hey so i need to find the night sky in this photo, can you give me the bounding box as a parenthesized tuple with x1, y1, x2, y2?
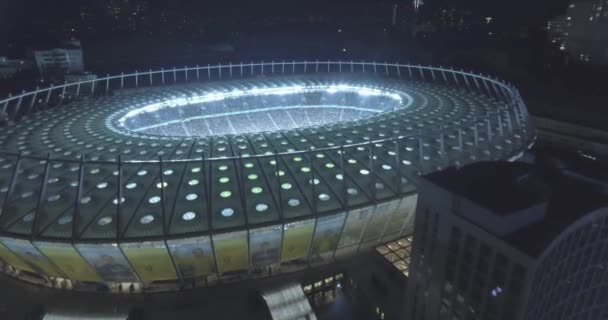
(0, 0, 572, 38)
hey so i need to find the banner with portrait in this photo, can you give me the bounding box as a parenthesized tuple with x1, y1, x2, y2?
(75, 243, 137, 282)
(212, 231, 248, 274)
(121, 241, 178, 282)
(167, 236, 215, 278)
(309, 212, 346, 263)
(337, 205, 375, 249)
(361, 199, 401, 244)
(35, 241, 100, 282)
(281, 219, 314, 262)
(0, 238, 35, 273)
(382, 194, 418, 241)
(249, 226, 281, 267)
(1, 237, 62, 277)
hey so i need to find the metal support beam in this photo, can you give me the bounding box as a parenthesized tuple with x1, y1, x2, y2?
(396, 63, 401, 78)
(197, 65, 200, 81)
(497, 114, 503, 136)
(185, 66, 189, 82)
(438, 126, 445, 155)
(120, 73, 124, 89)
(457, 128, 463, 151)
(418, 65, 425, 81)
(418, 132, 424, 162)
(149, 69, 153, 85)
(506, 110, 513, 132)
(106, 76, 110, 93)
(173, 67, 177, 83)
(15, 92, 24, 114)
(482, 77, 492, 97)
(59, 84, 66, 105)
(75, 83, 81, 97)
(116, 155, 123, 239)
(472, 73, 481, 93)
(462, 71, 472, 91)
(45, 86, 53, 105)
(452, 69, 460, 86)
(29, 88, 38, 112)
(473, 120, 479, 146)
(72, 155, 86, 240)
(394, 139, 402, 193)
(1, 94, 11, 116)
(486, 118, 493, 142)
(32, 153, 52, 237)
(339, 145, 347, 209)
(135, 71, 138, 88)
(161, 68, 165, 84)
(1, 152, 22, 219)
(368, 141, 376, 201)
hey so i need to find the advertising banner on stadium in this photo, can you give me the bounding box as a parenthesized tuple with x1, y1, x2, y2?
(121, 241, 177, 282)
(212, 231, 248, 273)
(337, 205, 375, 249)
(249, 225, 281, 268)
(167, 236, 215, 278)
(75, 243, 137, 282)
(382, 194, 418, 241)
(309, 212, 346, 263)
(361, 199, 401, 244)
(1, 237, 62, 277)
(0, 238, 35, 273)
(281, 219, 314, 262)
(35, 241, 101, 282)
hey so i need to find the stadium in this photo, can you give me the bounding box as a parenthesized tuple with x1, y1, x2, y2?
(0, 61, 534, 292)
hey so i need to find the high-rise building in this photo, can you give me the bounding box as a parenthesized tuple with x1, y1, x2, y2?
(404, 160, 608, 320)
(547, 0, 608, 63)
(435, 8, 473, 32)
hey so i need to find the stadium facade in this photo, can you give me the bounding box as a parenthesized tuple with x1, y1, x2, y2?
(0, 61, 534, 292)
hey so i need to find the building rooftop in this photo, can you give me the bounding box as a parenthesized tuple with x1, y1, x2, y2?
(425, 149, 608, 257)
(505, 149, 608, 257)
(425, 161, 550, 216)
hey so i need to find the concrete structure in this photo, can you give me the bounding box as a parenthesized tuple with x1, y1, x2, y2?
(34, 41, 84, 77)
(405, 160, 608, 320)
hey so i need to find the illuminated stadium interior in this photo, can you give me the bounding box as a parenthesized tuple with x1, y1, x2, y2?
(0, 62, 534, 292)
(111, 83, 410, 138)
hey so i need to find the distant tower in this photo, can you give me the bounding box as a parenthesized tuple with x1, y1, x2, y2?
(392, 4, 398, 26)
(413, 0, 423, 14)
